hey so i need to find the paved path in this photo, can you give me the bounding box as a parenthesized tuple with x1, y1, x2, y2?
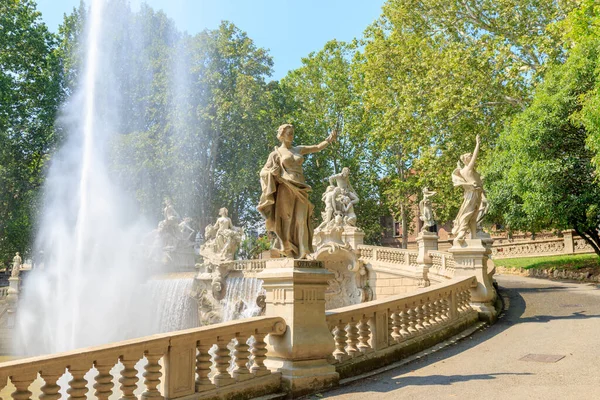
(315, 274, 600, 400)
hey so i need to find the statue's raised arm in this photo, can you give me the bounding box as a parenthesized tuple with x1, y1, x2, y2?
(451, 134, 486, 242)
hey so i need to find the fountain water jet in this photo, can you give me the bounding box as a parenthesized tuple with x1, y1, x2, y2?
(14, 0, 158, 356)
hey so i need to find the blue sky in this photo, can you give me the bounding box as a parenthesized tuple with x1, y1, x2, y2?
(36, 0, 385, 80)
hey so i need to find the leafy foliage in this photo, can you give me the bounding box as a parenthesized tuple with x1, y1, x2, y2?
(485, 3, 600, 254)
(0, 0, 63, 261)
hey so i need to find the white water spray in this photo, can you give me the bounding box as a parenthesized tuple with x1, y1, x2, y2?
(15, 0, 156, 355)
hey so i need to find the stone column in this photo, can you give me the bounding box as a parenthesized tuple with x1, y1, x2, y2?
(5, 277, 19, 328)
(415, 232, 438, 287)
(563, 230, 575, 255)
(257, 258, 339, 397)
(448, 239, 497, 322)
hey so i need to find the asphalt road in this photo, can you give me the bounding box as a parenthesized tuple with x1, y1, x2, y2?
(313, 274, 600, 400)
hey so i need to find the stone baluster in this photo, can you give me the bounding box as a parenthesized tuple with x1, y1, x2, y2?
(233, 334, 252, 382)
(67, 363, 89, 400)
(332, 322, 349, 362)
(119, 355, 140, 400)
(406, 308, 418, 336)
(414, 303, 425, 332)
(458, 290, 469, 314)
(450, 290, 458, 320)
(345, 320, 360, 358)
(141, 350, 164, 400)
(40, 368, 63, 400)
(10, 372, 36, 400)
(420, 302, 431, 331)
(391, 311, 401, 343)
(433, 298, 443, 325)
(440, 296, 450, 324)
(195, 342, 214, 391)
(213, 337, 235, 387)
(250, 333, 269, 377)
(94, 357, 115, 400)
(357, 317, 372, 354)
(399, 310, 411, 338)
(427, 300, 438, 327)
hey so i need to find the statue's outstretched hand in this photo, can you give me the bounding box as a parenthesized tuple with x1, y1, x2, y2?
(327, 130, 338, 143)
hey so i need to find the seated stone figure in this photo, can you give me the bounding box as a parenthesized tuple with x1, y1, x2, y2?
(200, 208, 243, 261)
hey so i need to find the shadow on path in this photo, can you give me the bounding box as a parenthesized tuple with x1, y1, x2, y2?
(315, 276, 600, 398)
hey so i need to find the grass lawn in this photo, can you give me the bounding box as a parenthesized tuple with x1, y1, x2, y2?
(494, 253, 600, 271)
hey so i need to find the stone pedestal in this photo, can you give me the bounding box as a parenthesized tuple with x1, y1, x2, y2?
(342, 228, 364, 249)
(6, 277, 19, 328)
(257, 258, 339, 397)
(449, 239, 497, 322)
(416, 232, 438, 287)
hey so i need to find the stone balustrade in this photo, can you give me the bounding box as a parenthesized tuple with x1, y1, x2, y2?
(357, 245, 418, 266)
(491, 231, 594, 259)
(227, 260, 266, 274)
(357, 245, 428, 296)
(428, 251, 456, 281)
(0, 316, 286, 400)
(325, 276, 478, 378)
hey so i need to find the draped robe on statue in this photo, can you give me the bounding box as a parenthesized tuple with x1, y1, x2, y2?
(451, 167, 483, 239)
(257, 147, 315, 258)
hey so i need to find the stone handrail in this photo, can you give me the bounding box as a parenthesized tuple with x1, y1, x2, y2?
(357, 245, 418, 267)
(325, 276, 477, 373)
(0, 316, 286, 400)
(428, 251, 456, 279)
(228, 259, 267, 272)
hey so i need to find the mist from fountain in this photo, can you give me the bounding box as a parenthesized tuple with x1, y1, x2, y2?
(15, 0, 160, 355)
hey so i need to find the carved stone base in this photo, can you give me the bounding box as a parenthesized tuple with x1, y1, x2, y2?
(449, 238, 497, 321)
(258, 259, 338, 397)
(264, 358, 339, 397)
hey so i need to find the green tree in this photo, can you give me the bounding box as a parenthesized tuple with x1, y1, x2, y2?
(280, 40, 387, 243)
(360, 0, 576, 245)
(485, 3, 600, 254)
(0, 0, 63, 261)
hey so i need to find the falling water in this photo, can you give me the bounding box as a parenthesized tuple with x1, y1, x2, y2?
(146, 274, 199, 333)
(221, 277, 264, 322)
(14, 0, 155, 355)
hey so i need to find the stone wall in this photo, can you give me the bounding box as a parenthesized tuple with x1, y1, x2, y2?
(491, 231, 594, 259)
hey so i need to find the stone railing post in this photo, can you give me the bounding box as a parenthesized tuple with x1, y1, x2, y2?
(342, 229, 365, 250)
(448, 239, 497, 322)
(164, 337, 196, 398)
(5, 277, 19, 328)
(563, 230, 574, 254)
(257, 258, 339, 397)
(416, 232, 438, 287)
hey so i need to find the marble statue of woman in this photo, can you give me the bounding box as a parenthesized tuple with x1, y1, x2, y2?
(419, 187, 437, 233)
(11, 252, 22, 278)
(258, 124, 337, 258)
(451, 134, 487, 241)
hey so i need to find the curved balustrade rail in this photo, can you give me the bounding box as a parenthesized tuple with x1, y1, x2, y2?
(227, 260, 267, 273)
(428, 251, 456, 280)
(357, 245, 418, 266)
(0, 316, 286, 400)
(325, 276, 477, 377)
